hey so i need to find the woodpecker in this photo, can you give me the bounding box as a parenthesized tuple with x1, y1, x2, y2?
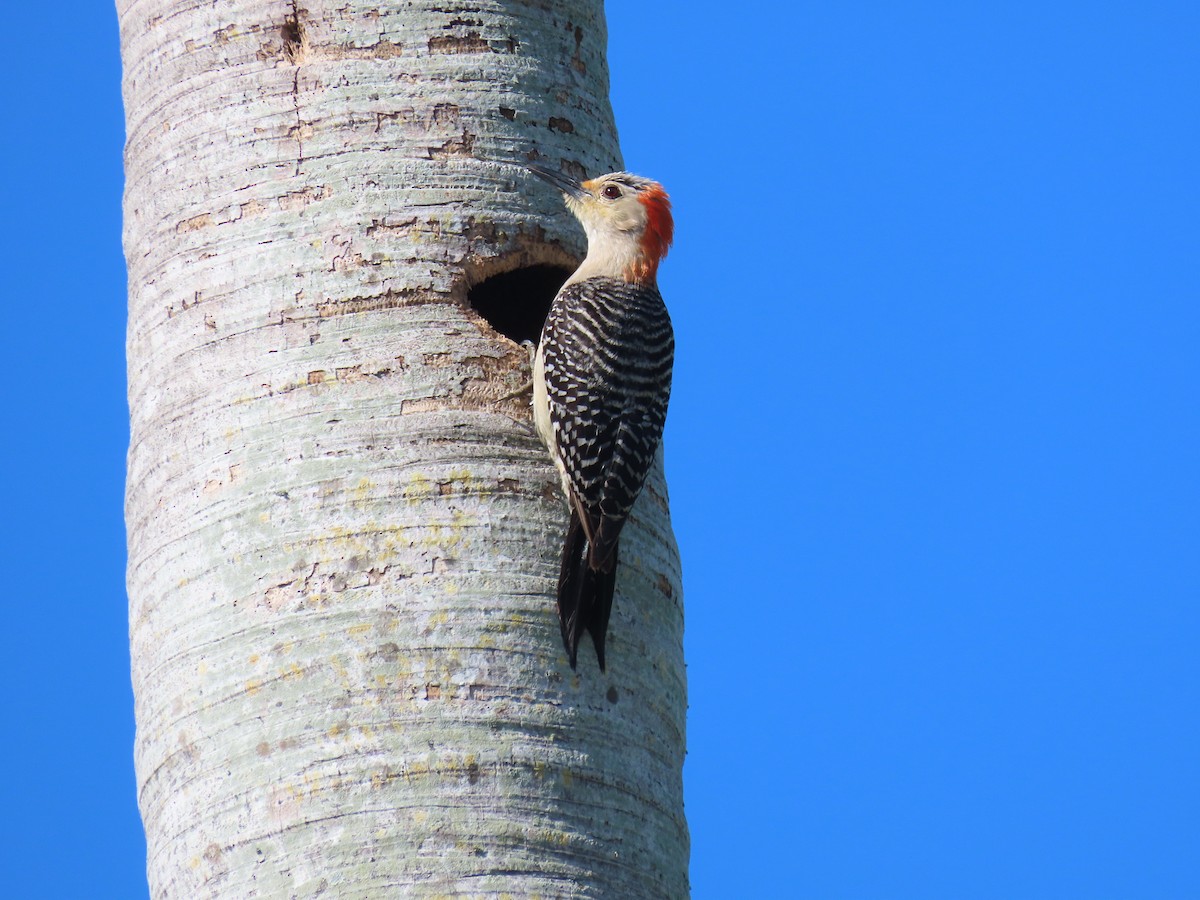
(527, 162, 675, 671)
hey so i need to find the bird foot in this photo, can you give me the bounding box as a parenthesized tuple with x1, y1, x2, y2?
(496, 380, 533, 402)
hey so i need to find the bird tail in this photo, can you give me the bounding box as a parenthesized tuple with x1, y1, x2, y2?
(557, 508, 617, 671)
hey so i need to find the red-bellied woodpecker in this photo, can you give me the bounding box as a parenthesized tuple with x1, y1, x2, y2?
(527, 163, 675, 671)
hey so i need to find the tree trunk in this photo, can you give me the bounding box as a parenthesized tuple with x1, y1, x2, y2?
(121, 1, 686, 896)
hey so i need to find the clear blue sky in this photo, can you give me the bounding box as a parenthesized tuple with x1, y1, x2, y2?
(5, 2, 1196, 897)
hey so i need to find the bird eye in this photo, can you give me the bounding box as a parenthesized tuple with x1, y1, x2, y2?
(601, 184, 622, 200)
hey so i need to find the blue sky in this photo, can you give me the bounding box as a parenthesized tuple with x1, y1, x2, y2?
(6, 2, 1197, 897)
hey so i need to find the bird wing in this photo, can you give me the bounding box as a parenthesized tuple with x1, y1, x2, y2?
(540, 276, 673, 568)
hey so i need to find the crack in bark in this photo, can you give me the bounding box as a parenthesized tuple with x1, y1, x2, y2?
(283, 2, 306, 175)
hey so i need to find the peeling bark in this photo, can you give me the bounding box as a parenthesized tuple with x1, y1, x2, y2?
(120, 1, 687, 897)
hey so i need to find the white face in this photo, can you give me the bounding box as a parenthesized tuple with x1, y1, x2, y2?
(565, 174, 651, 241)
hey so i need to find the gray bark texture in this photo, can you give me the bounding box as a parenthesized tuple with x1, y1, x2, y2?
(120, 1, 687, 897)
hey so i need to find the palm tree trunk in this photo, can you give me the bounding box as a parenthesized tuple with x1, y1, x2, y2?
(121, 1, 687, 896)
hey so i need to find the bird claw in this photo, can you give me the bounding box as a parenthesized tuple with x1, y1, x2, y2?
(496, 380, 533, 402)
(494, 340, 537, 402)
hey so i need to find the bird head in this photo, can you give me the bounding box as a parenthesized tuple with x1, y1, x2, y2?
(529, 164, 674, 283)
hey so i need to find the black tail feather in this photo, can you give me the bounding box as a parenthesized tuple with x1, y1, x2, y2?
(587, 548, 616, 672)
(557, 510, 588, 668)
(557, 509, 617, 672)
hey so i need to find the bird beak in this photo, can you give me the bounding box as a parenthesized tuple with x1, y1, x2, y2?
(527, 162, 589, 201)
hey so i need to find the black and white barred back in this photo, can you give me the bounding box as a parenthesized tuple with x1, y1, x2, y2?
(540, 275, 674, 669)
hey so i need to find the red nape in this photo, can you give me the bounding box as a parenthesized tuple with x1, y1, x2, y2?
(635, 185, 674, 280)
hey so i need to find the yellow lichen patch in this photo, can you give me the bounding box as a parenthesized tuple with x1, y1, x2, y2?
(376, 538, 403, 564)
(353, 477, 373, 502)
(404, 472, 435, 504)
(302, 771, 324, 798)
(539, 828, 571, 847)
(281, 663, 304, 681)
(248, 653, 259, 665)
(348, 622, 371, 637)
(245, 679, 261, 695)
(420, 510, 477, 550)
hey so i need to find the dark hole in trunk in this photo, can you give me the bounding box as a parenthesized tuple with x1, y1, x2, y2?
(468, 264, 571, 345)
